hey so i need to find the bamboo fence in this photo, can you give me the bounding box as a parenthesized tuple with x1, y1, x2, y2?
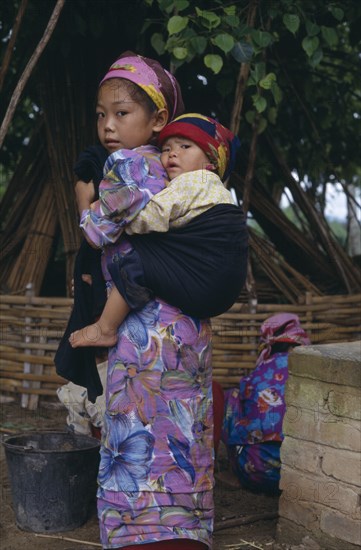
(0, 292, 360, 407)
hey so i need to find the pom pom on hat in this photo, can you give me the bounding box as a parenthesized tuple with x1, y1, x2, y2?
(158, 113, 240, 181)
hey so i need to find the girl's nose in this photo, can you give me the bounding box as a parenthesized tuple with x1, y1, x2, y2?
(104, 116, 115, 131)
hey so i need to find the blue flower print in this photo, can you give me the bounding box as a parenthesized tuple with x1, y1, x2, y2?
(99, 413, 155, 492)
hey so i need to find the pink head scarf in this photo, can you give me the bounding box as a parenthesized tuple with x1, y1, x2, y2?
(99, 51, 184, 121)
(256, 313, 310, 366)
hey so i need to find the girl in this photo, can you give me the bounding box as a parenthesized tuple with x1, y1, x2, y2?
(57, 52, 215, 549)
(69, 113, 246, 349)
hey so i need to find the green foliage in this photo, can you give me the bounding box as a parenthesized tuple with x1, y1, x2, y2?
(1, 0, 360, 222)
(144, 0, 360, 187)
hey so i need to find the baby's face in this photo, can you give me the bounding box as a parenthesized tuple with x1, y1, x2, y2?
(160, 137, 212, 180)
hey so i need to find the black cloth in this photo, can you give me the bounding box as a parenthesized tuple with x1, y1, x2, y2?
(109, 204, 248, 318)
(55, 145, 108, 403)
(56, 146, 248, 402)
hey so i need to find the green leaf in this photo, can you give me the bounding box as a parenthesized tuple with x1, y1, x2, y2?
(252, 30, 273, 48)
(257, 117, 268, 134)
(245, 110, 256, 124)
(223, 5, 236, 16)
(231, 40, 253, 63)
(309, 48, 323, 67)
(151, 33, 166, 55)
(271, 82, 283, 105)
(195, 8, 221, 29)
(253, 62, 266, 83)
(223, 14, 240, 28)
(329, 6, 344, 21)
(189, 36, 207, 54)
(159, 0, 176, 14)
(252, 94, 267, 113)
(167, 15, 189, 35)
(305, 20, 320, 37)
(302, 35, 319, 57)
(144, 0, 153, 5)
(173, 46, 188, 59)
(259, 72, 276, 90)
(212, 33, 235, 53)
(321, 26, 339, 47)
(283, 14, 300, 34)
(174, 0, 190, 11)
(204, 54, 223, 74)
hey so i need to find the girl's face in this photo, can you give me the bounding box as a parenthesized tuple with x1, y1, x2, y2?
(96, 80, 166, 153)
(160, 137, 212, 180)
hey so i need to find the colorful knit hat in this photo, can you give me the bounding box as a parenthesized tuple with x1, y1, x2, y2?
(99, 51, 184, 121)
(256, 313, 310, 366)
(157, 113, 240, 181)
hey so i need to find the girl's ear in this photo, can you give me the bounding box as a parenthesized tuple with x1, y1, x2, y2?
(152, 108, 169, 132)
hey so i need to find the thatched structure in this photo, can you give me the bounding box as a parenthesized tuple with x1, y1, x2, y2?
(1, 0, 360, 302)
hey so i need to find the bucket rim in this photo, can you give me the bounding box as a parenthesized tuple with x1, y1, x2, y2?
(2, 430, 101, 453)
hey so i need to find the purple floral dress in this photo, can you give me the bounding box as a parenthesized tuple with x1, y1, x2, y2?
(222, 352, 288, 494)
(81, 146, 214, 548)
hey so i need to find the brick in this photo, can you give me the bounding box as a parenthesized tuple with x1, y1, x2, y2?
(278, 495, 320, 530)
(280, 437, 321, 475)
(320, 509, 361, 546)
(285, 376, 361, 421)
(288, 342, 361, 388)
(280, 465, 361, 517)
(321, 446, 361, 486)
(277, 516, 360, 550)
(282, 407, 361, 452)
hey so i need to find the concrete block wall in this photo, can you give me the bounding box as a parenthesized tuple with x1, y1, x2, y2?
(276, 341, 361, 550)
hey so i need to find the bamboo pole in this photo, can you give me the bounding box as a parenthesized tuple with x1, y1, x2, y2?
(21, 284, 34, 408)
(0, 295, 73, 306)
(1, 371, 66, 384)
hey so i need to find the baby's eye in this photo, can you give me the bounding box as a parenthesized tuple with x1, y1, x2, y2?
(180, 144, 191, 149)
(161, 147, 171, 153)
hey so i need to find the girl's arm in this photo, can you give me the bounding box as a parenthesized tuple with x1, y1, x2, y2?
(80, 148, 166, 247)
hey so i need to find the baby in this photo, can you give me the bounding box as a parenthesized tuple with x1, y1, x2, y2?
(70, 114, 247, 348)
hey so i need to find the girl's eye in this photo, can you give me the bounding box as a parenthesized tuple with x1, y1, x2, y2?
(116, 111, 127, 117)
(96, 112, 104, 119)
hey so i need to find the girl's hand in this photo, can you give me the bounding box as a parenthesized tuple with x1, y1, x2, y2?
(75, 179, 96, 215)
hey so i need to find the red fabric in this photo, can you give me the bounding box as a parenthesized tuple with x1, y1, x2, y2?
(91, 425, 102, 440)
(212, 380, 224, 455)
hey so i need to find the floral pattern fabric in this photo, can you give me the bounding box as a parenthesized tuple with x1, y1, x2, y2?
(98, 237, 214, 548)
(222, 352, 289, 494)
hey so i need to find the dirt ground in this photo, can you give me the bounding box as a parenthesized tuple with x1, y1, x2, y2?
(0, 399, 289, 550)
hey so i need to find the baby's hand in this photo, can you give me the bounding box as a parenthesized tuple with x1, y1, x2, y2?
(75, 179, 96, 214)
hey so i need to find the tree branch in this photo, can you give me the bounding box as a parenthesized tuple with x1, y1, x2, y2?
(0, 0, 29, 92)
(0, 0, 65, 149)
(229, 0, 258, 136)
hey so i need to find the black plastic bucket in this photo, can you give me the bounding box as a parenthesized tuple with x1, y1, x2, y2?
(3, 431, 100, 533)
